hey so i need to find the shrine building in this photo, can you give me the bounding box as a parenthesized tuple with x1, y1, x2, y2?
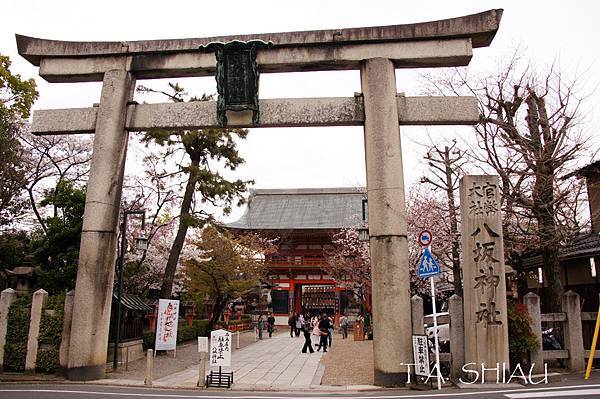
(226, 188, 366, 325)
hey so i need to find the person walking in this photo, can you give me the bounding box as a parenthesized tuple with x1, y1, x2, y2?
(267, 312, 276, 338)
(340, 314, 349, 339)
(257, 315, 264, 340)
(327, 315, 334, 348)
(295, 313, 304, 337)
(301, 322, 314, 353)
(287, 313, 296, 337)
(316, 314, 331, 352)
(311, 318, 321, 349)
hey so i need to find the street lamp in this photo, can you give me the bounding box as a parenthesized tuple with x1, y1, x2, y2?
(358, 198, 369, 242)
(113, 209, 146, 371)
(358, 227, 370, 242)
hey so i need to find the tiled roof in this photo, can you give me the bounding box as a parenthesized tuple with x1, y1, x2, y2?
(522, 232, 600, 268)
(226, 188, 365, 230)
(112, 293, 151, 312)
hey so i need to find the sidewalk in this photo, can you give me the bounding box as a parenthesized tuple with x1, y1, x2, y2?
(154, 333, 326, 390)
(105, 329, 258, 381)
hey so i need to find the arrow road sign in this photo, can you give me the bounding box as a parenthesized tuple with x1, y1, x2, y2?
(418, 247, 440, 278)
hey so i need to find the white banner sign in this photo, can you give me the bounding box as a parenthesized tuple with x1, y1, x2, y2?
(155, 299, 179, 351)
(209, 329, 232, 367)
(198, 337, 208, 353)
(412, 335, 430, 377)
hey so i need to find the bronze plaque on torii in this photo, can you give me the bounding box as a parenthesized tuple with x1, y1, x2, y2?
(202, 40, 272, 127)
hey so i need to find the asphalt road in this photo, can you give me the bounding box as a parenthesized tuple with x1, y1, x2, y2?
(1, 383, 600, 399)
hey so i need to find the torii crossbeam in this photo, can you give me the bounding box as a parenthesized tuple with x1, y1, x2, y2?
(17, 8, 502, 385)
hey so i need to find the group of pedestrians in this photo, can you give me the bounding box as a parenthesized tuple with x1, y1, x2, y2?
(256, 312, 277, 340)
(256, 311, 344, 354)
(299, 313, 334, 353)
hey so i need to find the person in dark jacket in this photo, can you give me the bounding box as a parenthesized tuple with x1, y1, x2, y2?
(301, 323, 314, 353)
(257, 315, 264, 340)
(316, 314, 331, 352)
(287, 313, 296, 337)
(267, 312, 276, 338)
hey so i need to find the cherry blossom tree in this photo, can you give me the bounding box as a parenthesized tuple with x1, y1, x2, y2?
(424, 53, 591, 311)
(323, 187, 455, 312)
(183, 224, 275, 329)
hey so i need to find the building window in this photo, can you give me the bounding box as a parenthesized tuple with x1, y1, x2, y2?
(271, 290, 289, 314)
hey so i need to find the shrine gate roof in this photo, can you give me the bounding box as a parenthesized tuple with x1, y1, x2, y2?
(226, 188, 365, 230)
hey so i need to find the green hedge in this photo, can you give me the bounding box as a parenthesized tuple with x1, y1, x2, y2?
(3, 294, 65, 373)
(4, 296, 32, 372)
(227, 316, 252, 326)
(508, 301, 538, 366)
(36, 347, 59, 373)
(143, 319, 210, 350)
(36, 294, 64, 373)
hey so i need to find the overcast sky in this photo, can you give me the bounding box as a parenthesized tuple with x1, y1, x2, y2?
(2, 0, 599, 222)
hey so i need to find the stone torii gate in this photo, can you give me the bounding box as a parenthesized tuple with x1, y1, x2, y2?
(16, 9, 502, 385)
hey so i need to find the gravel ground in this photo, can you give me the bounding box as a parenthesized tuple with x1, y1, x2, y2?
(320, 336, 374, 386)
(107, 329, 261, 381)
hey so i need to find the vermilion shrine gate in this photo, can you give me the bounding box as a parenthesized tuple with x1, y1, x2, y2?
(226, 188, 370, 323)
(17, 9, 504, 385)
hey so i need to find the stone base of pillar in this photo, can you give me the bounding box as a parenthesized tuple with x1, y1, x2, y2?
(66, 364, 105, 381)
(374, 370, 408, 387)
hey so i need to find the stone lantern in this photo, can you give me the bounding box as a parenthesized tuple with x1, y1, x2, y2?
(5, 255, 37, 296)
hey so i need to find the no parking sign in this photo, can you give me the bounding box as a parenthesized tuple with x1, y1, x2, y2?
(418, 230, 433, 247)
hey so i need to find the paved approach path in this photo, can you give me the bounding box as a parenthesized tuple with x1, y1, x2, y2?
(155, 333, 325, 390)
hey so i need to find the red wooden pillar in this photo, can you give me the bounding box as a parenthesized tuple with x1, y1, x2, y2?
(146, 303, 158, 332)
(336, 286, 343, 326)
(289, 278, 295, 315)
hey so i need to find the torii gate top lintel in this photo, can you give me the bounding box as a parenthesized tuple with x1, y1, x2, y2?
(16, 9, 502, 82)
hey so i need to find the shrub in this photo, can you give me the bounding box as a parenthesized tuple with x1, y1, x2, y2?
(36, 294, 64, 373)
(4, 296, 31, 372)
(508, 301, 538, 365)
(177, 323, 195, 343)
(36, 347, 59, 373)
(192, 319, 209, 337)
(143, 330, 154, 350)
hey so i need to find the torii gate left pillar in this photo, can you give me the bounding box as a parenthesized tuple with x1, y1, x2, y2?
(66, 70, 135, 380)
(16, 9, 503, 384)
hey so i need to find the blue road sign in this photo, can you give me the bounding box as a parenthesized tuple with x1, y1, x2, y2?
(418, 247, 440, 278)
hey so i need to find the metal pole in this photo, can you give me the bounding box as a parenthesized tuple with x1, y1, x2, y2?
(585, 303, 600, 379)
(113, 211, 127, 370)
(430, 275, 442, 390)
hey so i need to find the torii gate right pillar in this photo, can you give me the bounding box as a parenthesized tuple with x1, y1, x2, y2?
(361, 58, 412, 386)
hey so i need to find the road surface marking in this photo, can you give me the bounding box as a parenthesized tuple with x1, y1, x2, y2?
(2, 384, 600, 398)
(505, 388, 600, 398)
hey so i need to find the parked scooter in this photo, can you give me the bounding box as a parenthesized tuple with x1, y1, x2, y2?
(542, 327, 565, 368)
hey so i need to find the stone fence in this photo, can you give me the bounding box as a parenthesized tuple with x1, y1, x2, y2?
(0, 288, 53, 372)
(410, 291, 594, 379)
(0, 288, 74, 373)
(411, 294, 464, 378)
(523, 290, 594, 373)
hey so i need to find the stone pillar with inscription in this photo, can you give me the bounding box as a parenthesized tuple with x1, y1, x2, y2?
(459, 175, 509, 381)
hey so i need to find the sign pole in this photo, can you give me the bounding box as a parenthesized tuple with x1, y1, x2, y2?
(417, 230, 442, 390)
(585, 303, 600, 379)
(430, 274, 442, 390)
